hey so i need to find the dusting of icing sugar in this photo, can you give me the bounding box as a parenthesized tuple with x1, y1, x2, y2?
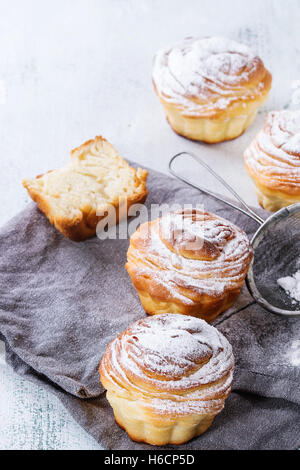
(277, 269, 300, 303)
(127, 315, 217, 378)
(244, 110, 300, 189)
(287, 340, 300, 367)
(101, 314, 234, 416)
(128, 210, 253, 305)
(153, 36, 265, 116)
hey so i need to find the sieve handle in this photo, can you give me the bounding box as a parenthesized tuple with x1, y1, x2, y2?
(169, 152, 264, 225)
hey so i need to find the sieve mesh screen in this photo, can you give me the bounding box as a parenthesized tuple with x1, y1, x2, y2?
(251, 210, 300, 311)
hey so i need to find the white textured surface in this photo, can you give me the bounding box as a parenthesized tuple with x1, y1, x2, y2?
(0, 348, 99, 450)
(0, 0, 299, 450)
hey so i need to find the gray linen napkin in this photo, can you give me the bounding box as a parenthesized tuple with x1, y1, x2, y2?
(0, 167, 299, 450)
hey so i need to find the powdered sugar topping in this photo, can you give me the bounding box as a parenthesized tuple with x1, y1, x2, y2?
(244, 110, 300, 190)
(128, 210, 253, 304)
(126, 314, 216, 379)
(101, 314, 234, 416)
(153, 36, 266, 116)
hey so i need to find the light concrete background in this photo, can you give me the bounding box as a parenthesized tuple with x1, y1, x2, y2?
(0, 0, 299, 450)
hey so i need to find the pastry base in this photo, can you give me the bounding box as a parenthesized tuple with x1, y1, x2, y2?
(161, 101, 260, 143)
(253, 182, 300, 212)
(135, 288, 241, 323)
(106, 391, 216, 446)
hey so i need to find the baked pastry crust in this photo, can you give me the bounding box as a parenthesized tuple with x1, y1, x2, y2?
(152, 36, 272, 143)
(126, 209, 253, 322)
(100, 313, 234, 446)
(23, 136, 148, 241)
(244, 110, 300, 211)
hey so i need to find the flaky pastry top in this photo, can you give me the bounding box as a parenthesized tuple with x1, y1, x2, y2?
(100, 314, 234, 416)
(126, 210, 253, 306)
(245, 110, 300, 194)
(153, 36, 271, 117)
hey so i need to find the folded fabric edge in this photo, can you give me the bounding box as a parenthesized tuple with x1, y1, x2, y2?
(234, 365, 300, 406)
(1, 334, 104, 399)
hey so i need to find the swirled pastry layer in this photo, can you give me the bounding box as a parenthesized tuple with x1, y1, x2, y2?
(100, 314, 234, 417)
(245, 110, 300, 196)
(126, 209, 253, 320)
(153, 36, 271, 118)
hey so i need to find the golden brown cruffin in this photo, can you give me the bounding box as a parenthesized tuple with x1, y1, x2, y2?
(23, 136, 148, 241)
(99, 313, 234, 446)
(244, 110, 300, 211)
(152, 36, 272, 143)
(126, 209, 253, 322)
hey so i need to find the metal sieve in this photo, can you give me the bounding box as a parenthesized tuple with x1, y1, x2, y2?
(169, 151, 300, 318)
